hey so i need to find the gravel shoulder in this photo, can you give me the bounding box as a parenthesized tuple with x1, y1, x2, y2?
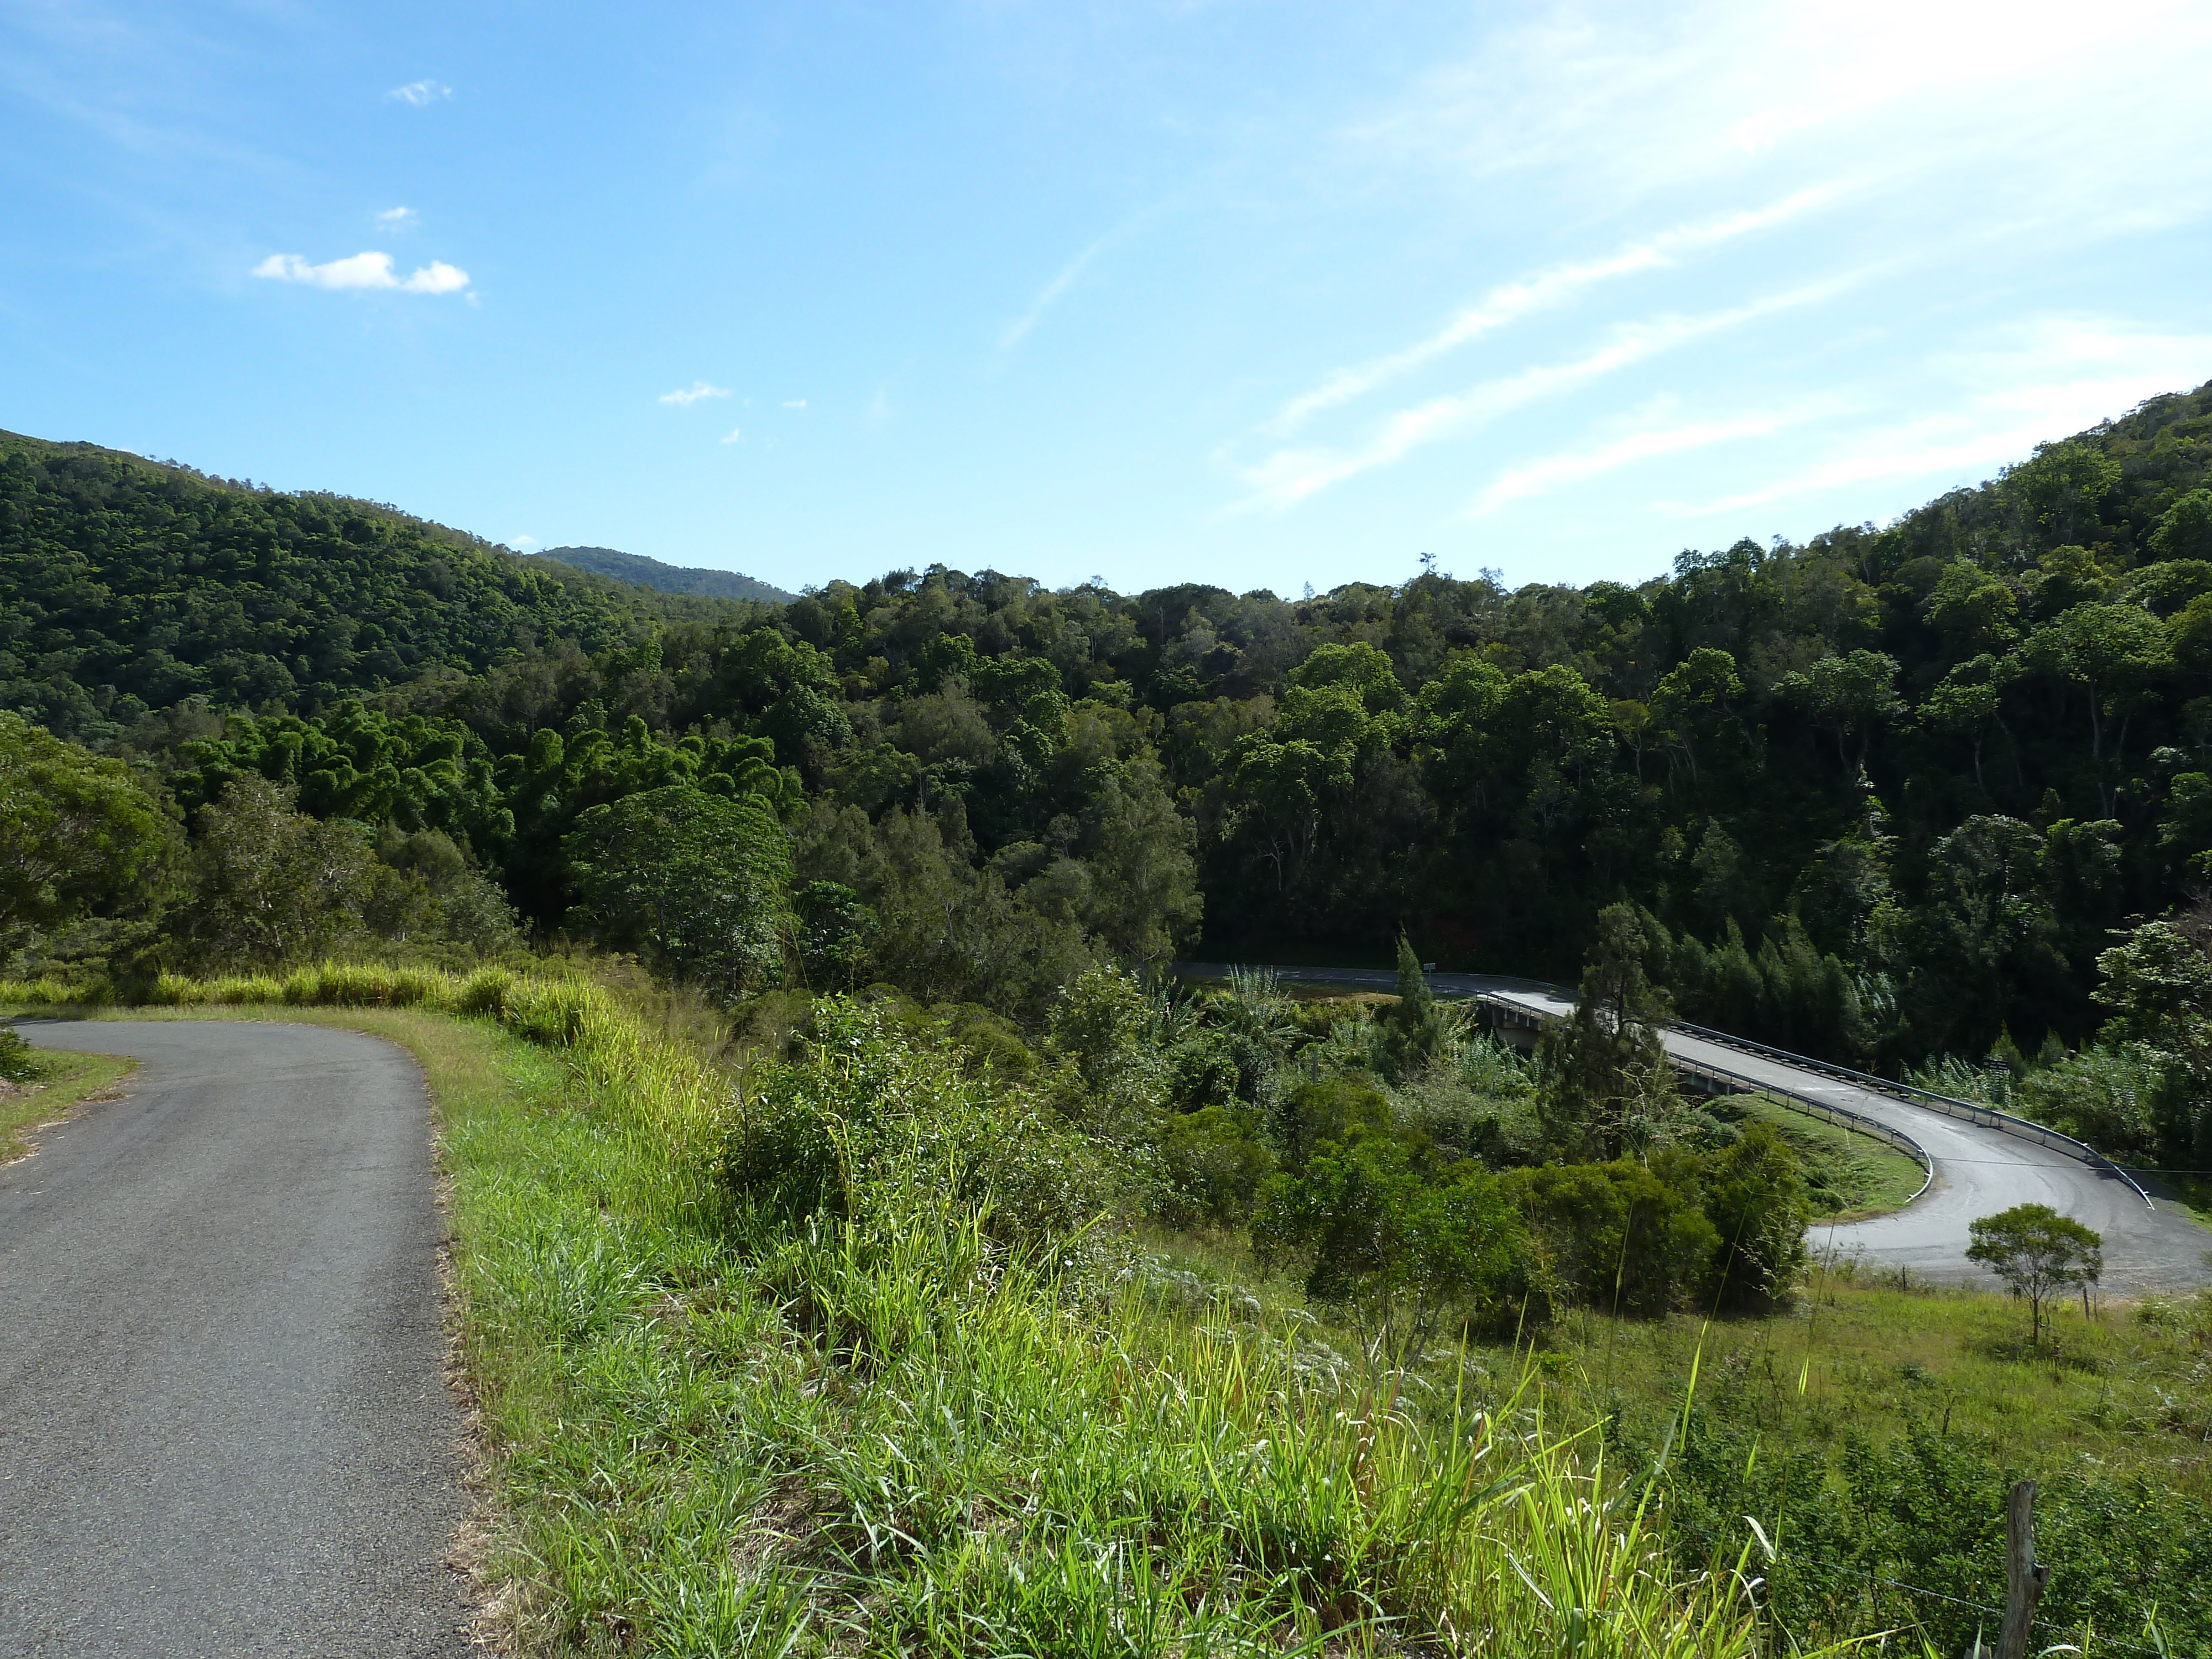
(0, 1019, 473, 1658)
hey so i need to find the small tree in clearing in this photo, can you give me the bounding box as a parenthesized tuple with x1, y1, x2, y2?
(1965, 1203, 2103, 1346)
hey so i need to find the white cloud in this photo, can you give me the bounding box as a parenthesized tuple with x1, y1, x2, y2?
(1269, 182, 1848, 433)
(720, 427, 744, 444)
(1232, 276, 1853, 512)
(388, 80, 450, 106)
(781, 398, 807, 409)
(252, 251, 469, 294)
(375, 206, 419, 229)
(1470, 403, 1828, 515)
(505, 535, 541, 551)
(1651, 319, 2212, 519)
(1001, 237, 1110, 349)
(660, 380, 732, 406)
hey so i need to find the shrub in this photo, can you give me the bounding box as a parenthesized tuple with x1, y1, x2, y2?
(720, 998, 1109, 1258)
(1251, 1121, 1529, 1352)
(0, 1026, 43, 1083)
(1159, 1102, 1276, 1227)
(1503, 1160, 1721, 1316)
(1699, 1121, 1811, 1308)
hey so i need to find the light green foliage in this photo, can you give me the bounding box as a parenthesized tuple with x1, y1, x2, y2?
(1252, 1122, 1528, 1355)
(0, 1025, 39, 1083)
(1966, 1202, 2104, 1345)
(563, 782, 793, 998)
(133, 962, 1776, 1657)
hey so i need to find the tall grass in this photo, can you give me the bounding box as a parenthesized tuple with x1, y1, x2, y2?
(3, 961, 1794, 1655)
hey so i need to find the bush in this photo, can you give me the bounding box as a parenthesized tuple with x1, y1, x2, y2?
(1699, 1121, 1811, 1308)
(0, 1026, 43, 1083)
(1159, 1103, 1276, 1227)
(1251, 1120, 1530, 1351)
(720, 998, 1110, 1258)
(1501, 1160, 1721, 1317)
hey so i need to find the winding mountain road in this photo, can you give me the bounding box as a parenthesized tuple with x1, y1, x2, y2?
(1178, 963, 2212, 1292)
(0, 1020, 472, 1657)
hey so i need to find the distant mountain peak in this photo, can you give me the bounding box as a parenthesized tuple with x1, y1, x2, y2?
(530, 545, 794, 605)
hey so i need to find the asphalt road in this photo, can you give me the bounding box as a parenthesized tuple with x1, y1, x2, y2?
(1, 1020, 473, 1657)
(1178, 962, 2212, 1292)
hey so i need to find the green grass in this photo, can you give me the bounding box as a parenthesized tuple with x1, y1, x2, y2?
(0, 1042, 136, 1164)
(1726, 1092, 1929, 1222)
(2, 964, 1799, 1658)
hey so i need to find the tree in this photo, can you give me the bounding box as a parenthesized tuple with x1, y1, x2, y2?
(178, 774, 377, 969)
(1251, 1123, 1527, 1356)
(564, 782, 794, 997)
(1775, 650, 1903, 772)
(1540, 903, 1676, 1159)
(0, 711, 174, 946)
(1965, 1204, 2102, 1344)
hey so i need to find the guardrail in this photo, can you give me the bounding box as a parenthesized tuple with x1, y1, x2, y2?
(1474, 989, 2153, 1209)
(1473, 991, 1932, 1199)
(1663, 1016, 2154, 1208)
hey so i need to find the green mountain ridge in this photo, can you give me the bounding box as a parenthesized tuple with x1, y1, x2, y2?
(529, 544, 794, 604)
(9, 382, 2212, 1078)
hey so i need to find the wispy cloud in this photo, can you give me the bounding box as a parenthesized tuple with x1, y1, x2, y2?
(1269, 184, 1848, 434)
(719, 427, 744, 445)
(1470, 404, 1828, 515)
(253, 251, 468, 294)
(1653, 320, 2212, 519)
(388, 80, 450, 106)
(1232, 277, 1854, 512)
(781, 398, 807, 409)
(659, 381, 731, 406)
(1000, 236, 1110, 349)
(375, 206, 419, 229)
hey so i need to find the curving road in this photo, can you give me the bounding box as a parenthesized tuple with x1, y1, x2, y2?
(0, 1019, 472, 1657)
(1178, 963, 2212, 1292)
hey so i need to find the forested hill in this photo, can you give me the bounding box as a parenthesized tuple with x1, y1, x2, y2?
(0, 432, 778, 743)
(9, 380, 2212, 1068)
(531, 545, 794, 604)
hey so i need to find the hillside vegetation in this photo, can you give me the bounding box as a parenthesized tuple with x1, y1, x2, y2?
(14, 389, 2212, 1653)
(531, 544, 794, 604)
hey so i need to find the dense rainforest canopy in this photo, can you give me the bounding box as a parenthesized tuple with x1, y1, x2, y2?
(8, 381, 2212, 1068)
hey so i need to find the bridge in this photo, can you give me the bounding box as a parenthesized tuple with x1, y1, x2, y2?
(1175, 963, 2211, 1292)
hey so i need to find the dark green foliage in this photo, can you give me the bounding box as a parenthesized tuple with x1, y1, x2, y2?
(0, 435, 763, 745)
(15, 383, 2212, 1061)
(1539, 904, 1677, 1159)
(1651, 1411, 2212, 1656)
(0, 1027, 42, 1083)
(528, 545, 792, 604)
(562, 783, 794, 997)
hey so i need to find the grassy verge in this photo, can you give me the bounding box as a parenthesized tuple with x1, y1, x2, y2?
(1726, 1093, 1929, 1222)
(1, 1045, 137, 1163)
(2, 963, 1790, 1658)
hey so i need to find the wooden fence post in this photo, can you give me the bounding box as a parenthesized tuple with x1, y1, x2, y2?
(1995, 1479, 2050, 1659)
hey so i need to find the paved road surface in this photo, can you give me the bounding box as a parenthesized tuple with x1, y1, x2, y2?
(1179, 963, 2212, 1292)
(1, 1020, 472, 1657)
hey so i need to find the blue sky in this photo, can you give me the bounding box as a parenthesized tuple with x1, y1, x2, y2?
(6, 1, 2211, 597)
